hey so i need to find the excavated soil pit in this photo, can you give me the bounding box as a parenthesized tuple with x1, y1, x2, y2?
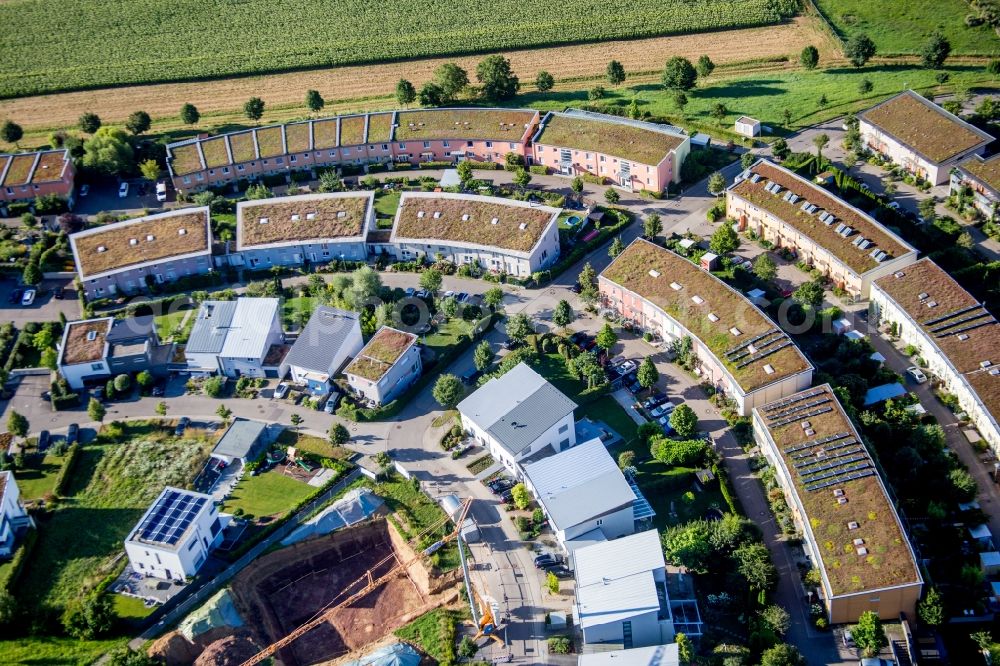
(229, 518, 433, 666)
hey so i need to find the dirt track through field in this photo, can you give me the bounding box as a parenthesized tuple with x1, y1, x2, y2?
(0, 16, 839, 141)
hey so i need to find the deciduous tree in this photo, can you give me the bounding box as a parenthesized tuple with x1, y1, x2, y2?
(793, 280, 824, 308)
(845, 33, 877, 68)
(669, 404, 698, 438)
(483, 286, 504, 310)
(608, 236, 625, 258)
(535, 70, 554, 92)
(710, 221, 740, 255)
(753, 253, 777, 281)
(637, 357, 658, 388)
(330, 423, 350, 445)
(395, 79, 416, 107)
(505, 313, 533, 343)
(419, 268, 443, 294)
(800, 45, 819, 70)
(918, 587, 945, 626)
(1, 120, 23, 147)
(82, 127, 134, 174)
(595, 323, 618, 352)
(552, 299, 574, 328)
(696, 55, 715, 78)
(78, 111, 101, 134)
(921, 31, 951, 69)
(125, 110, 151, 135)
(434, 63, 469, 103)
(433, 374, 464, 409)
(644, 213, 663, 239)
(812, 132, 829, 157)
(852, 611, 888, 657)
(606, 60, 626, 86)
(604, 188, 620, 204)
(139, 159, 160, 181)
(6, 411, 27, 437)
(473, 340, 493, 371)
(760, 644, 806, 666)
(305, 89, 325, 113)
(772, 137, 791, 160)
(511, 482, 531, 509)
(513, 167, 532, 191)
(662, 57, 697, 90)
(180, 103, 200, 125)
(708, 171, 727, 196)
(477, 55, 520, 101)
(88, 398, 105, 422)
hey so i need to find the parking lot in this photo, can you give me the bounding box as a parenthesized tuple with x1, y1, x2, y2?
(2, 277, 81, 326)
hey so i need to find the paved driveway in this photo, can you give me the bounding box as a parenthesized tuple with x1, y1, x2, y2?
(1, 278, 81, 327)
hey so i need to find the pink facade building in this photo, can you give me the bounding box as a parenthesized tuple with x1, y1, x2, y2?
(0, 149, 75, 208)
(531, 110, 689, 193)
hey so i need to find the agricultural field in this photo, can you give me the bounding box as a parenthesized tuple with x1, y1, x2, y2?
(0, 0, 800, 99)
(815, 0, 1000, 55)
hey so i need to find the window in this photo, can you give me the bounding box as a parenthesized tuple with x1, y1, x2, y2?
(443, 141, 449, 148)
(559, 438, 570, 450)
(466, 141, 473, 147)
(208, 169, 215, 176)
(423, 141, 430, 148)
(187, 539, 197, 551)
(596, 518, 603, 526)
(182, 177, 190, 185)
(398, 143, 406, 150)
(558, 423, 568, 434)
(222, 167, 230, 174)
(91, 363, 103, 371)
(237, 165, 245, 172)
(289, 155, 297, 163)
(275, 157, 284, 164)
(485, 141, 492, 148)
(382, 144, 389, 151)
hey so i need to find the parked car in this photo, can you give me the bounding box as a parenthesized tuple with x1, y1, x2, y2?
(534, 553, 563, 569)
(151, 382, 165, 397)
(641, 393, 667, 411)
(415, 289, 430, 300)
(8, 288, 23, 304)
(461, 369, 483, 386)
(274, 382, 291, 399)
(489, 478, 515, 495)
(457, 292, 470, 303)
(656, 417, 676, 434)
(37, 430, 50, 451)
(118, 182, 129, 198)
(40, 390, 51, 402)
(548, 565, 574, 579)
(155, 182, 168, 202)
(569, 282, 582, 294)
(650, 401, 676, 418)
(65, 423, 79, 445)
(404, 287, 416, 297)
(324, 392, 341, 413)
(20, 289, 36, 306)
(905, 366, 928, 384)
(174, 417, 190, 437)
(499, 490, 514, 504)
(886, 201, 901, 211)
(53, 286, 65, 300)
(79, 184, 90, 197)
(443, 290, 455, 299)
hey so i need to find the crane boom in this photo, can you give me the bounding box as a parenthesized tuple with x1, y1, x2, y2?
(239, 497, 473, 666)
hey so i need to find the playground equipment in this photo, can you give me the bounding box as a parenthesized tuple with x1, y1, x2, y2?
(285, 446, 315, 472)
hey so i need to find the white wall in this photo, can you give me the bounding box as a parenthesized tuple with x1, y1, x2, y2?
(580, 609, 671, 648)
(60, 359, 109, 390)
(0, 475, 30, 557)
(859, 120, 987, 186)
(347, 343, 422, 405)
(462, 410, 576, 477)
(219, 308, 284, 378)
(125, 503, 222, 580)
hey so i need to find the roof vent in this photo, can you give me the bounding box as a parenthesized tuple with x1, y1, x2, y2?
(918, 292, 929, 300)
(670, 282, 682, 291)
(926, 300, 937, 308)
(86, 330, 97, 342)
(417, 211, 425, 218)
(461, 214, 470, 221)
(833, 489, 845, 498)
(894, 271, 905, 278)
(178, 228, 187, 236)
(491, 217, 499, 225)
(129, 238, 138, 246)
(337, 211, 347, 218)
(259, 217, 269, 225)
(801, 421, 811, 429)
(853, 538, 865, 546)
(856, 546, 868, 556)
(691, 295, 704, 305)
(981, 360, 993, 369)
(291, 214, 300, 222)
(747, 344, 758, 355)
(729, 327, 742, 336)
(146, 234, 155, 241)
(519, 222, 528, 231)
(649, 269, 660, 278)
(837, 497, 849, 505)
(991, 368, 1000, 376)
(847, 521, 859, 530)
(958, 334, 970, 341)
(804, 428, 815, 436)
(97, 245, 106, 253)
(707, 313, 719, 322)
(306, 212, 316, 220)
(433, 211, 442, 219)
(763, 364, 775, 375)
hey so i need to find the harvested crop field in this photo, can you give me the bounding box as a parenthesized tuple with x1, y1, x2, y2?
(228, 519, 441, 666)
(0, 15, 837, 141)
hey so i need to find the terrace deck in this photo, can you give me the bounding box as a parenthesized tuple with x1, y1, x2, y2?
(229, 132, 257, 164)
(200, 137, 231, 169)
(601, 239, 810, 392)
(239, 194, 370, 248)
(537, 113, 683, 166)
(394, 109, 535, 141)
(959, 153, 1000, 194)
(394, 194, 556, 254)
(285, 122, 311, 154)
(72, 210, 210, 278)
(170, 143, 204, 176)
(367, 113, 394, 144)
(30, 151, 67, 183)
(2, 154, 36, 186)
(255, 126, 284, 159)
(345, 327, 416, 382)
(874, 258, 1000, 426)
(339, 116, 366, 147)
(860, 91, 992, 164)
(61, 319, 110, 365)
(731, 161, 912, 274)
(313, 119, 339, 149)
(759, 385, 920, 597)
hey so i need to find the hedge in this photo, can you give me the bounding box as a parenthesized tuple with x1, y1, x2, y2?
(528, 165, 549, 175)
(713, 463, 741, 514)
(466, 160, 498, 170)
(53, 443, 81, 497)
(0, 528, 37, 593)
(418, 161, 453, 169)
(544, 207, 632, 283)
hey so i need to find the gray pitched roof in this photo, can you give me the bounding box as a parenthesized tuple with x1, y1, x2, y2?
(212, 419, 268, 461)
(186, 301, 237, 354)
(457, 362, 577, 457)
(522, 438, 634, 531)
(283, 306, 361, 374)
(107, 316, 155, 342)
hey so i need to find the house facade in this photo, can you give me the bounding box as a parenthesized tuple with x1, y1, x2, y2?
(531, 109, 689, 192)
(0, 149, 76, 208)
(599, 239, 813, 416)
(727, 159, 918, 300)
(69, 207, 213, 300)
(0, 472, 34, 558)
(458, 363, 577, 474)
(58, 316, 173, 390)
(752, 385, 923, 623)
(870, 258, 1000, 454)
(281, 306, 364, 395)
(343, 327, 421, 406)
(184, 298, 285, 378)
(858, 90, 993, 185)
(124, 487, 225, 581)
(951, 153, 1000, 220)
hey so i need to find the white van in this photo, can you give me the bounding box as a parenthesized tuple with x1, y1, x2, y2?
(155, 182, 167, 202)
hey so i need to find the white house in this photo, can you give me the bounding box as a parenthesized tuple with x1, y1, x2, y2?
(124, 487, 226, 581)
(734, 117, 761, 138)
(184, 298, 285, 378)
(457, 363, 577, 474)
(211, 419, 270, 466)
(574, 530, 676, 648)
(0, 472, 34, 558)
(578, 645, 679, 666)
(343, 327, 422, 406)
(281, 306, 363, 395)
(522, 437, 649, 564)
(57, 316, 174, 390)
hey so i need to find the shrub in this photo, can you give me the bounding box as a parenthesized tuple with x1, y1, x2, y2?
(548, 636, 572, 654)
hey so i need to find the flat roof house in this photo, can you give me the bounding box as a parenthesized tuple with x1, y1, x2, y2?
(57, 316, 173, 390)
(522, 437, 651, 565)
(600, 239, 813, 415)
(870, 258, 1000, 454)
(235, 192, 375, 269)
(727, 159, 918, 300)
(951, 153, 1000, 220)
(281, 306, 363, 395)
(734, 116, 761, 138)
(69, 207, 212, 300)
(184, 298, 285, 378)
(124, 486, 225, 581)
(574, 530, 677, 648)
(0, 148, 76, 207)
(389, 192, 561, 278)
(752, 384, 922, 623)
(0, 472, 34, 559)
(532, 109, 690, 193)
(858, 90, 994, 185)
(458, 362, 577, 474)
(343, 326, 421, 406)
(211, 419, 269, 466)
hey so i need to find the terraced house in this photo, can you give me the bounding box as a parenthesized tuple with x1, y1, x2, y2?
(599, 239, 813, 415)
(0, 148, 75, 207)
(165, 108, 540, 194)
(343, 326, 421, 406)
(531, 109, 690, 193)
(752, 385, 922, 623)
(870, 258, 1000, 453)
(859, 90, 993, 185)
(388, 192, 561, 277)
(235, 191, 375, 269)
(69, 207, 212, 299)
(727, 159, 918, 300)
(950, 153, 1000, 220)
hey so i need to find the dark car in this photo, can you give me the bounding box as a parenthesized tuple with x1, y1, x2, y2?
(641, 393, 667, 411)
(569, 282, 582, 294)
(548, 565, 574, 579)
(65, 423, 79, 445)
(174, 417, 191, 437)
(91, 386, 105, 402)
(490, 479, 515, 495)
(37, 430, 50, 452)
(461, 369, 482, 386)
(534, 553, 562, 569)
(151, 382, 165, 397)
(487, 477, 511, 492)
(53, 286, 65, 300)
(40, 390, 51, 402)
(499, 490, 514, 504)
(8, 288, 23, 304)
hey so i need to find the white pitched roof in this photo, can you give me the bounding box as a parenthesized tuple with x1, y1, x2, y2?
(522, 438, 634, 531)
(219, 298, 279, 360)
(574, 530, 665, 630)
(577, 644, 680, 666)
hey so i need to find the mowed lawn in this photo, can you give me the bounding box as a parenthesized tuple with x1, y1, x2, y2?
(223, 470, 315, 518)
(814, 0, 1000, 55)
(13, 450, 68, 500)
(154, 306, 196, 343)
(634, 459, 727, 529)
(0, 636, 126, 666)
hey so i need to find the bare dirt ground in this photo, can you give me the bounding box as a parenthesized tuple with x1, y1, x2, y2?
(0, 15, 839, 143)
(226, 519, 435, 666)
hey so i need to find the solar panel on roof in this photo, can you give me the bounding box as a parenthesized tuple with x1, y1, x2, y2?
(792, 446, 864, 467)
(766, 397, 832, 422)
(764, 388, 827, 414)
(799, 461, 871, 485)
(736, 340, 793, 369)
(725, 328, 780, 358)
(923, 303, 984, 327)
(798, 455, 869, 477)
(728, 332, 787, 363)
(134, 491, 208, 546)
(928, 309, 992, 334)
(805, 469, 875, 492)
(939, 318, 997, 338)
(769, 406, 834, 428)
(783, 431, 851, 455)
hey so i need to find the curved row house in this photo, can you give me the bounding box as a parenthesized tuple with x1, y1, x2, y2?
(531, 109, 689, 192)
(69, 207, 212, 299)
(752, 384, 922, 623)
(599, 239, 813, 415)
(165, 108, 541, 194)
(951, 153, 1000, 220)
(859, 90, 993, 185)
(870, 258, 1000, 453)
(727, 159, 918, 300)
(0, 148, 75, 207)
